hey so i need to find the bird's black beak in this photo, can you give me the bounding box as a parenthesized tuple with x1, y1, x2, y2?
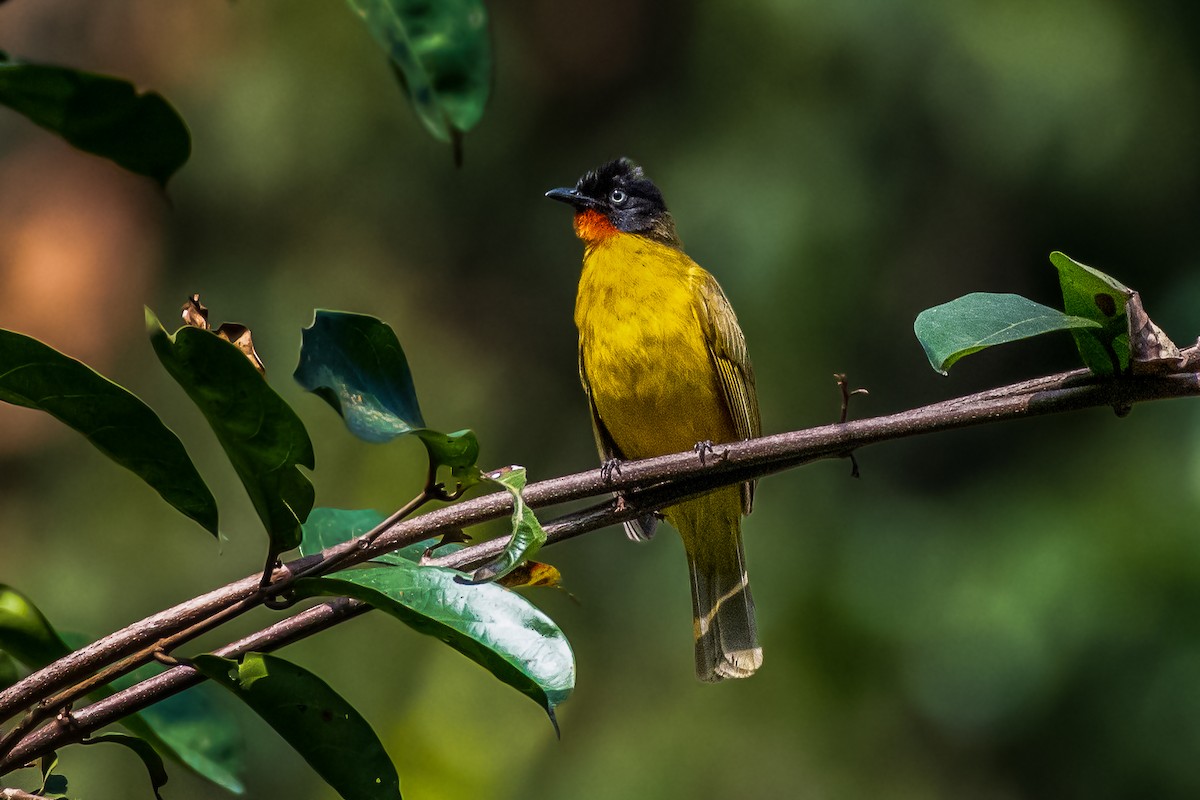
(545, 186, 596, 211)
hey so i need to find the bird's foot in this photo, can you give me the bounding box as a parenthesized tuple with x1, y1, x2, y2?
(693, 440, 715, 465)
(600, 457, 623, 482)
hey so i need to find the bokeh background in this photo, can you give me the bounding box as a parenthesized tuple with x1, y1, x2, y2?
(4, 0, 1200, 798)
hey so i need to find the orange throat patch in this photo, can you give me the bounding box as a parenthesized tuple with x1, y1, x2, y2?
(573, 209, 618, 242)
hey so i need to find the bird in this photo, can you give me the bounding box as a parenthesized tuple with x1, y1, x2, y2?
(546, 158, 763, 681)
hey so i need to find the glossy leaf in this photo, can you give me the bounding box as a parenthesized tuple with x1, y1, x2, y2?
(294, 563, 574, 728)
(346, 0, 491, 146)
(82, 733, 168, 800)
(0, 329, 219, 535)
(148, 308, 315, 559)
(464, 466, 546, 584)
(1049, 251, 1132, 375)
(0, 588, 246, 794)
(914, 292, 1101, 374)
(294, 311, 480, 484)
(193, 653, 402, 800)
(0, 51, 189, 185)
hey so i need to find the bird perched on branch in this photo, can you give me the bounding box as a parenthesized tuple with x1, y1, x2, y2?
(546, 158, 763, 681)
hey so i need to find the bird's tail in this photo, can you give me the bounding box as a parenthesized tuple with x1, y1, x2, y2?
(671, 489, 762, 682)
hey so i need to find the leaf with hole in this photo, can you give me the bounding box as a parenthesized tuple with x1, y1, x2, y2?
(294, 562, 574, 731)
(148, 308, 315, 560)
(0, 51, 190, 185)
(0, 329, 218, 535)
(193, 653, 402, 800)
(914, 292, 1101, 374)
(1049, 251, 1132, 375)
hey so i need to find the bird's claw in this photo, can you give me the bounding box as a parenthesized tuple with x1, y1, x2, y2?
(693, 440, 715, 465)
(600, 458, 623, 482)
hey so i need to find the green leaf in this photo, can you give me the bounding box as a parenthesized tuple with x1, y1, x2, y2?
(294, 564, 574, 729)
(115, 665, 247, 796)
(913, 292, 1102, 374)
(148, 308, 315, 559)
(0, 51, 190, 186)
(464, 466, 546, 584)
(0, 328, 219, 535)
(81, 733, 168, 800)
(0, 589, 246, 795)
(1049, 251, 1132, 375)
(299, 507, 439, 564)
(294, 311, 480, 485)
(193, 653, 402, 800)
(346, 0, 491, 146)
(294, 311, 427, 439)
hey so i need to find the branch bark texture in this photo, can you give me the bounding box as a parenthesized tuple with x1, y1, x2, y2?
(2, 353, 1199, 770)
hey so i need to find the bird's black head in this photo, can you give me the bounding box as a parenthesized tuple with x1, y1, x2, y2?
(546, 158, 679, 246)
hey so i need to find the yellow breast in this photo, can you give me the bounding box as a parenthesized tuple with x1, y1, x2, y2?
(575, 234, 735, 459)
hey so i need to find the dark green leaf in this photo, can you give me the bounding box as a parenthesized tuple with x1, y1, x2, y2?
(193, 653, 402, 800)
(1, 591, 246, 794)
(1049, 251, 1132, 375)
(294, 311, 480, 484)
(0, 329, 219, 535)
(300, 507, 389, 555)
(81, 733, 168, 800)
(347, 0, 491, 145)
(464, 466, 546, 584)
(913, 292, 1101, 374)
(294, 311, 426, 440)
(294, 563, 574, 728)
(148, 308, 315, 559)
(299, 507, 440, 564)
(0, 52, 190, 185)
(115, 665, 247, 796)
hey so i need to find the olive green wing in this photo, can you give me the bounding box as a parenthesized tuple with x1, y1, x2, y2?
(692, 267, 762, 514)
(578, 347, 659, 541)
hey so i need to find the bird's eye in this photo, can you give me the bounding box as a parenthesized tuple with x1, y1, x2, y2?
(609, 189, 627, 204)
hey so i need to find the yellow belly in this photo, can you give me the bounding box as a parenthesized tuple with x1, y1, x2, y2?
(575, 234, 736, 459)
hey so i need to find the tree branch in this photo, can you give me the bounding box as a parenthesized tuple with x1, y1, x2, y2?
(2, 352, 1198, 770)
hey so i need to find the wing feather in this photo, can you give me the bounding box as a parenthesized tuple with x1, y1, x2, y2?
(692, 267, 762, 514)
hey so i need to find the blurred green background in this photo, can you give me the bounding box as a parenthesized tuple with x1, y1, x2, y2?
(4, 0, 1200, 798)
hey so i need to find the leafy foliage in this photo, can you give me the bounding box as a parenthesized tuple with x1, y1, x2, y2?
(913, 292, 1100, 374)
(345, 0, 492, 155)
(193, 653, 403, 800)
(294, 310, 480, 490)
(0, 329, 218, 535)
(295, 565, 574, 729)
(1049, 251, 1132, 375)
(913, 253, 1146, 375)
(0, 587, 245, 794)
(147, 308, 315, 561)
(0, 50, 189, 185)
